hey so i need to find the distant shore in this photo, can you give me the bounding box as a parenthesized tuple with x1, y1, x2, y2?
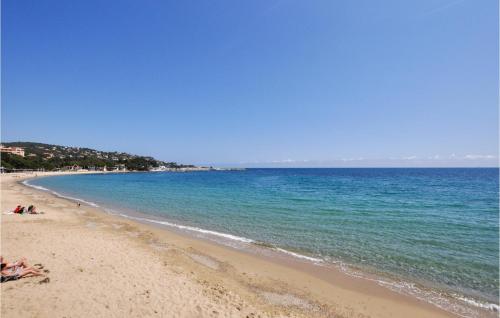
(1, 171, 460, 318)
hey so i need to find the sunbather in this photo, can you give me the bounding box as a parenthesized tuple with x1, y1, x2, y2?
(27, 205, 39, 214)
(13, 205, 25, 214)
(0, 256, 43, 282)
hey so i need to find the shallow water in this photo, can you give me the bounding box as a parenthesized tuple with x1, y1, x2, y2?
(28, 168, 499, 316)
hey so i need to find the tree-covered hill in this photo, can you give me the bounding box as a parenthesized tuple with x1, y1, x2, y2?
(1, 142, 191, 171)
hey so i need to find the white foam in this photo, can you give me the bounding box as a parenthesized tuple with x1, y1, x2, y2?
(22, 180, 100, 207)
(117, 213, 255, 243)
(273, 247, 323, 264)
(453, 294, 500, 312)
(21, 181, 50, 192)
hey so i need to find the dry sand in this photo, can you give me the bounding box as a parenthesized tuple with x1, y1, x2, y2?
(1, 172, 457, 318)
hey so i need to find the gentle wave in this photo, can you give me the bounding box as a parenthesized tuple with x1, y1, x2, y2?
(116, 213, 255, 243)
(109, 210, 324, 263)
(22, 180, 100, 207)
(273, 247, 323, 263)
(453, 294, 500, 313)
(21, 181, 50, 192)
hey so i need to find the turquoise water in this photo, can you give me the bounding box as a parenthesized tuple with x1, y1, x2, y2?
(27, 168, 499, 316)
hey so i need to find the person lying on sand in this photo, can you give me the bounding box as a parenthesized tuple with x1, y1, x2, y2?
(9, 205, 44, 215)
(0, 256, 44, 282)
(13, 205, 25, 214)
(27, 205, 43, 214)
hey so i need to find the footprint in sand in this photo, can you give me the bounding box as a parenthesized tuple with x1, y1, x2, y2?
(86, 221, 107, 229)
(188, 253, 221, 270)
(149, 240, 170, 251)
(260, 292, 316, 311)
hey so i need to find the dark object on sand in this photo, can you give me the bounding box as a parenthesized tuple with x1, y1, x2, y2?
(1, 275, 19, 283)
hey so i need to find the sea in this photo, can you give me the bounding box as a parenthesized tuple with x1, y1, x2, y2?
(25, 168, 499, 317)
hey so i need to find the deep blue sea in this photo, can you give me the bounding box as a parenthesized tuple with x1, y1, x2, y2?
(27, 168, 499, 317)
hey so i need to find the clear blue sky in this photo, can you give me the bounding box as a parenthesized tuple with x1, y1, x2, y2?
(2, 0, 498, 167)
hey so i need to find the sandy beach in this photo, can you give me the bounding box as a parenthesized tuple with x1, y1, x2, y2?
(1, 172, 458, 318)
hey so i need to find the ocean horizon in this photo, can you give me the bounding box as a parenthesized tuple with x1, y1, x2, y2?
(26, 168, 499, 317)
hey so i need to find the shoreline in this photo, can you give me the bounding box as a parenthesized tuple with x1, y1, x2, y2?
(1, 171, 486, 317)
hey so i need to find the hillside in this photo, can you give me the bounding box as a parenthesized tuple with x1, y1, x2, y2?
(0, 142, 192, 171)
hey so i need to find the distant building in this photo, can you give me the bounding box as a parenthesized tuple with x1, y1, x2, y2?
(0, 145, 25, 157)
(108, 164, 127, 171)
(62, 165, 82, 171)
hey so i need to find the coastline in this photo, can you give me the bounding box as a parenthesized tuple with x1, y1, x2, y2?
(1, 171, 472, 317)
